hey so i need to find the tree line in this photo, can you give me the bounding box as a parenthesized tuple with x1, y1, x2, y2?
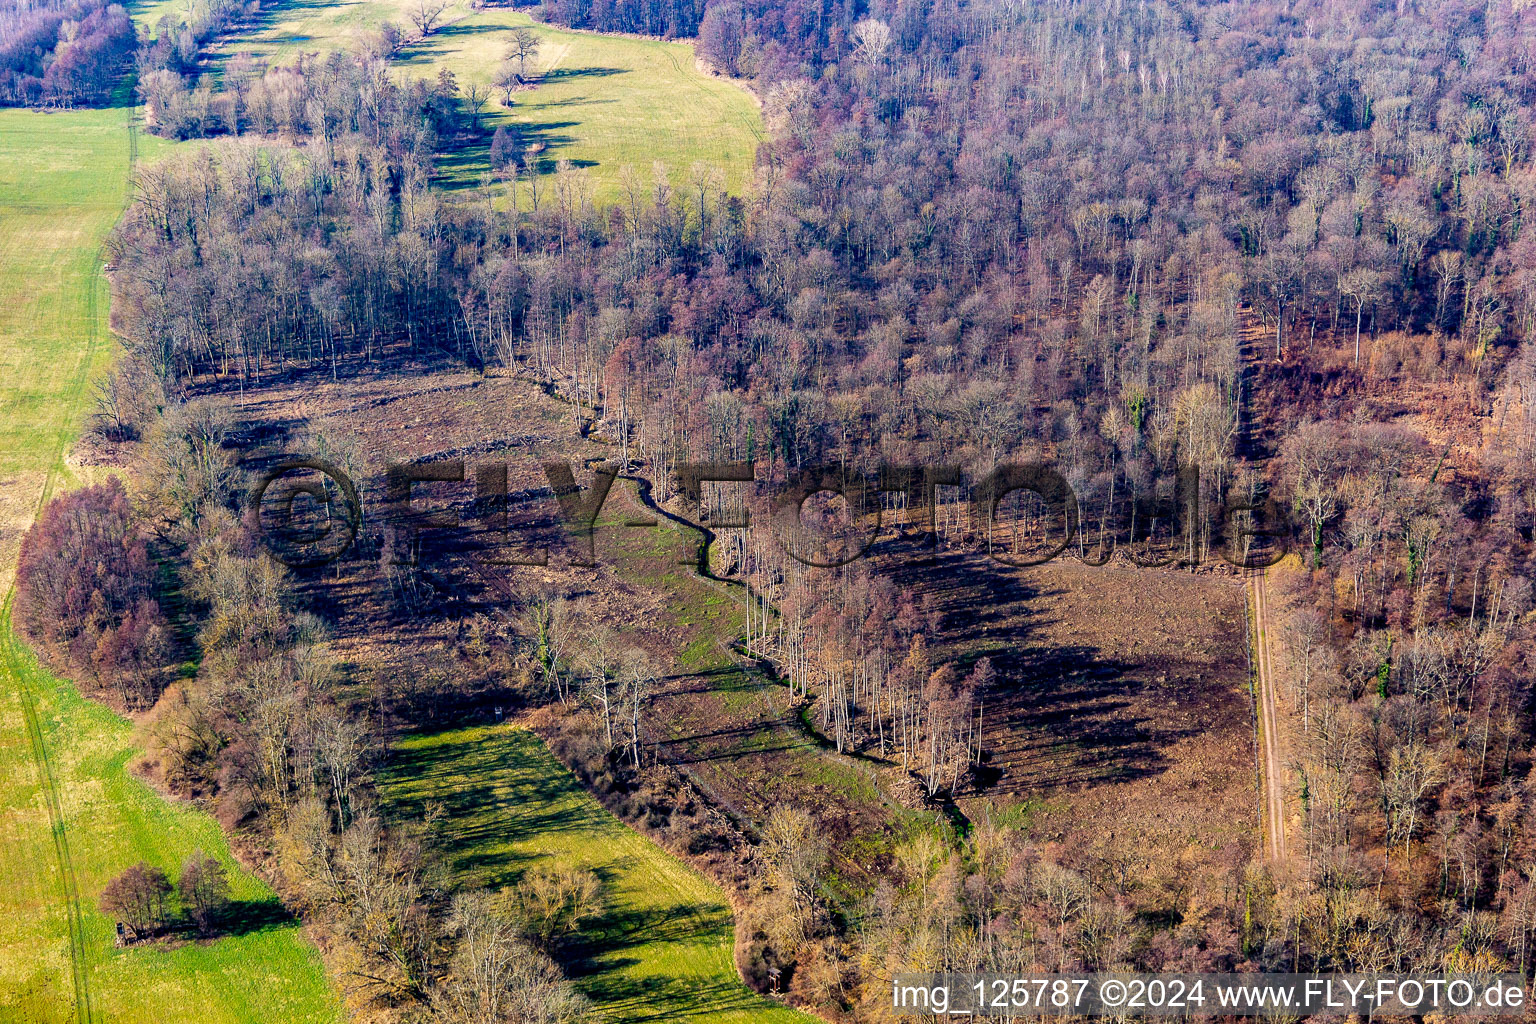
(14, 387, 593, 1021)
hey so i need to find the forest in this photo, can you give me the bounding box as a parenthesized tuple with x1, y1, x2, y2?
(1, 0, 257, 107)
(12, 0, 1536, 1020)
(0, 0, 134, 105)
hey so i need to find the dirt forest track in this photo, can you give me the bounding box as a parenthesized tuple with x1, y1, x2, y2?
(1250, 569, 1287, 862)
(1238, 306, 1288, 865)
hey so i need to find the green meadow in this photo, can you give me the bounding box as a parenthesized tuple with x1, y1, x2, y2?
(0, 614, 342, 1023)
(380, 725, 815, 1024)
(0, 106, 141, 581)
(197, 0, 762, 201)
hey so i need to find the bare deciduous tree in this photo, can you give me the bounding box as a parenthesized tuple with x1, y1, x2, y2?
(93, 352, 159, 440)
(852, 17, 892, 66)
(620, 648, 656, 769)
(762, 804, 827, 911)
(101, 862, 174, 937)
(1383, 741, 1444, 866)
(409, 0, 450, 38)
(432, 890, 587, 1024)
(577, 626, 618, 751)
(493, 60, 520, 105)
(336, 813, 435, 998)
(315, 709, 368, 828)
(464, 82, 488, 130)
(1339, 268, 1383, 365)
(507, 27, 540, 78)
(517, 865, 603, 946)
(178, 850, 230, 934)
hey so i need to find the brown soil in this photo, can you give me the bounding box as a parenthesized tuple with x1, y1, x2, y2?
(882, 549, 1257, 866)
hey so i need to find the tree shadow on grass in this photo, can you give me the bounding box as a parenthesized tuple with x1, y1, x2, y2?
(202, 0, 350, 73)
(558, 897, 742, 1019)
(522, 95, 619, 109)
(569, 974, 771, 1023)
(430, 116, 593, 191)
(215, 897, 296, 937)
(375, 731, 773, 1019)
(415, 22, 485, 39)
(539, 66, 628, 82)
(380, 728, 611, 886)
(564, 898, 733, 967)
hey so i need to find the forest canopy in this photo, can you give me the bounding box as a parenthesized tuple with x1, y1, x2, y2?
(19, 0, 1536, 1020)
(0, 0, 134, 105)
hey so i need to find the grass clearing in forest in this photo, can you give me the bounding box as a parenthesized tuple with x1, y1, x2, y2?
(0, 105, 342, 1024)
(206, 2, 761, 201)
(379, 724, 813, 1024)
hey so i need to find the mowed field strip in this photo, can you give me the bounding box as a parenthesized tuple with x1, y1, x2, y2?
(0, 106, 341, 1024)
(196, 0, 762, 200)
(380, 725, 815, 1024)
(0, 107, 133, 586)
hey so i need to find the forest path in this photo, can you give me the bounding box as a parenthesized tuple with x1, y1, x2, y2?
(1250, 569, 1287, 862)
(1237, 306, 1288, 864)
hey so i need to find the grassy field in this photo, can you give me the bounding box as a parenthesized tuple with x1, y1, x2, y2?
(0, 615, 341, 1023)
(0, 105, 342, 1024)
(592, 492, 940, 903)
(202, 1, 762, 201)
(380, 724, 814, 1024)
(0, 106, 142, 585)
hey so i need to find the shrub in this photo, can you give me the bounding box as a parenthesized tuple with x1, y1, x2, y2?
(489, 125, 517, 168)
(15, 477, 170, 706)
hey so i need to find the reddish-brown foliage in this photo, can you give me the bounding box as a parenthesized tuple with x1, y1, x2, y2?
(15, 477, 169, 706)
